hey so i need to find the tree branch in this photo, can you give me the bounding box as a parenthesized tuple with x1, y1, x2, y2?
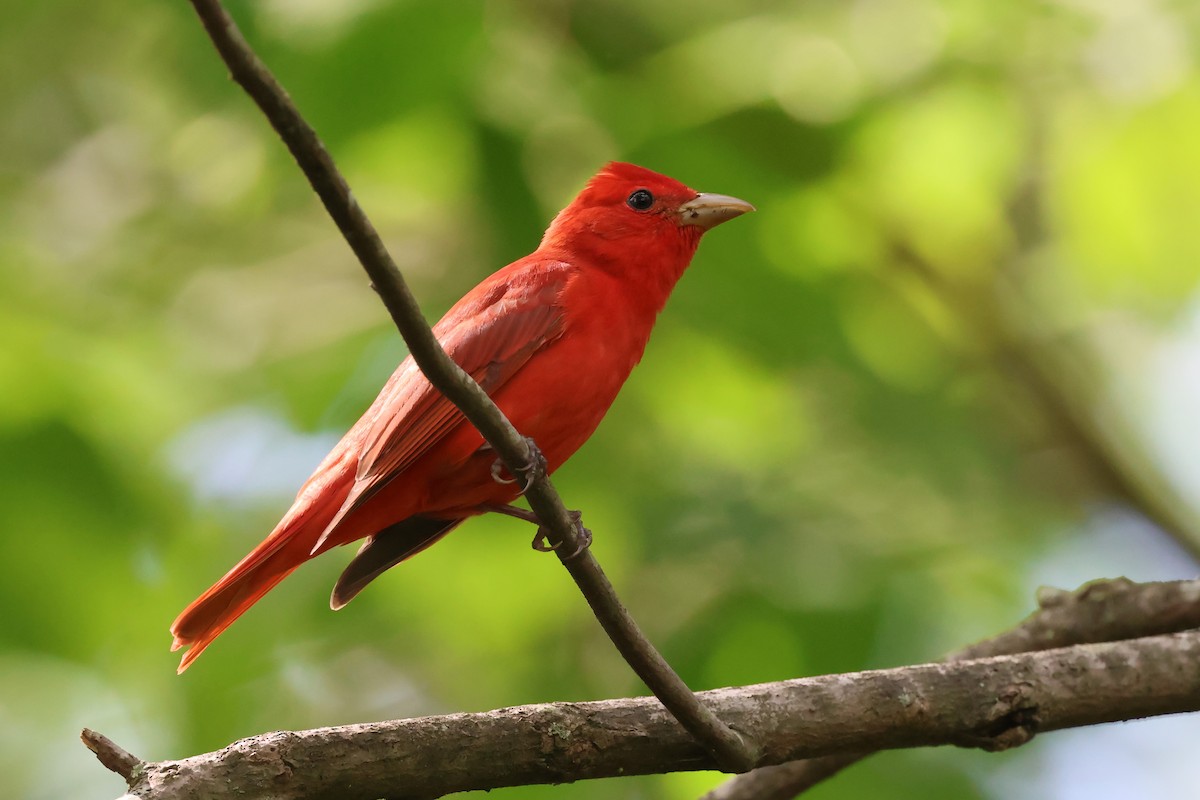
(183, 0, 754, 772)
(704, 577, 1200, 799)
(86, 578, 1200, 798)
(91, 624, 1200, 798)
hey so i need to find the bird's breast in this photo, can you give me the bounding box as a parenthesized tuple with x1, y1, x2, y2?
(489, 268, 659, 470)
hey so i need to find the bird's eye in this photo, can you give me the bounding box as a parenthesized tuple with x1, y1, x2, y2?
(626, 189, 654, 211)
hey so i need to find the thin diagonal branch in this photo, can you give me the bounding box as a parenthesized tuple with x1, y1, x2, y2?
(703, 577, 1200, 799)
(184, 0, 755, 772)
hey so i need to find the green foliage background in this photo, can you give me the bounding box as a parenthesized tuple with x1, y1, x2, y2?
(4, 1, 1200, 798)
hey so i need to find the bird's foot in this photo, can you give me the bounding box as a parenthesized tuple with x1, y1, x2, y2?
(531, 509, 592, 562)
(478, 504, 592, 561)
(488, 437, 547, 494)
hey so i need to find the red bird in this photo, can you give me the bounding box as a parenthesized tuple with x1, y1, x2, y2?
(170, 162, 753, 672)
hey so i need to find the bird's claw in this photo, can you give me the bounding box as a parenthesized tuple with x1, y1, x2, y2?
(531, 510, 592, 561)
(489, 437, 547, 494)
(489, 459, 517, 485)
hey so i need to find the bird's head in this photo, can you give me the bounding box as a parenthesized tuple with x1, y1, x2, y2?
(539, 162, 754, 273)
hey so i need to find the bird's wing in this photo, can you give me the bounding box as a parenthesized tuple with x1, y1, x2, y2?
(353, 261, 572, 499)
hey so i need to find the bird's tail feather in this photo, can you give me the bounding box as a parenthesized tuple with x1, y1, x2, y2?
(169, 537, 306, 673)
(170, 449, 356, 673)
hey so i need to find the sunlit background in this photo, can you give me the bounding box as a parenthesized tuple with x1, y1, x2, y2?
(4, 1, 1200, 798)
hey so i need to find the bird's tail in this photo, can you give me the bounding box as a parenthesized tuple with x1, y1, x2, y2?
(170, 449, 356, 673)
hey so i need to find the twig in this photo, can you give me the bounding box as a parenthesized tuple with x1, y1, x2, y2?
(81, 728, 142, 782)
(703, 577, 1200, 799)
(183, 0, 755, 772)
(89, 621, 1200, 799)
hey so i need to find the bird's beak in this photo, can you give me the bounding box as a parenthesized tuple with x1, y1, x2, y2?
(675, 192, 755, 230)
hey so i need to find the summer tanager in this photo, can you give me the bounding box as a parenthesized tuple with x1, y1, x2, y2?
(170, 162, 753, 672)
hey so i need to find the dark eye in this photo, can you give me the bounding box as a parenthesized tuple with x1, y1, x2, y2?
(626, 189, 654, 211)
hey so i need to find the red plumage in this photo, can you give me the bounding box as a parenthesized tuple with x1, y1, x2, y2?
(170, 162, 752, 672)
